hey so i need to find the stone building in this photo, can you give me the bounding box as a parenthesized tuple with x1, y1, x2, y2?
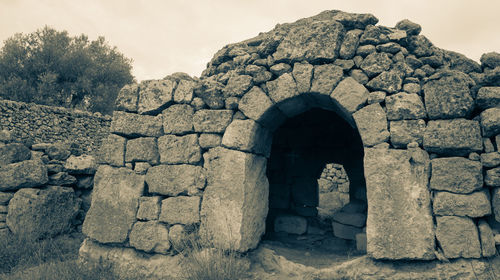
(79, 10, 500, 278)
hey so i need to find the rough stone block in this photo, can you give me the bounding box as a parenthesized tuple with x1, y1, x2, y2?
(476, 87, 500, 110)
(193, 110, 233, 133)
(494, 188, 500, 223)
(485, 167, 500, 187)
(111, 111, 163, 137)
(430, 157, 483, 194)
(7, 186, 79, 240)
(435, 216, 481, 259)
(292, 62, 313, 93)
(221, 119, 272, 157)
(339, 29, 362, 59)
(173, 79, 195, 103)
(159, 196, 200, 225)
(146, 164, 205, 196)
(48, 172, 77, 186)
(125, 137, 159, 165)
(238, 86, 286, 128)
(273, 20, 344, 62)
(0, 160, 48, 191)
(330, 77, 369, 113)
(82, 165, 144, 244)
(222, 74, 253, 97)
(129, 221, 170, 254)
(137, 196, 161, 220)
(478, 220, 496, 257)
(423, 71, 474, 119)
(0, 192, 14, 205)
(360, 52, 392, 78)
(200, 148, 268, 252)
(353, 103, 390, 147)
(99, 134, 126, 167)
(0, 143, 31, 166)
(385, 92, 426, 120)
(311, 64, 344, 97)
(137, 79, 175, 115)
(433, 190, 491, 218)
(366, 71, 402, 94)
(168, 224, 188, 251)
(162, 104, 194, 135)
(267, 73, 308, 117)
(157, 134, 201, 164)
(356, 232, 367, 252)
(423, 119, 482, 156)
(389, 119, 425, 148)
(198, 133, 221, 149)
(364, 147, 435, 260)
(332, 212, 366, 228)
(480, 107, 500, 137)
(481, 152, 500, 168)
(274, 214, 307, 235)
(115, 84, 139, 112)
(333, 221, 362, 240)
(64, 155, 97, 175)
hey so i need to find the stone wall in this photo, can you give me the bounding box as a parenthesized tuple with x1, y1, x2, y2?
(0, 99, 111, 155)
(0, 131, 96, 239)
(79, 10, 500, 276)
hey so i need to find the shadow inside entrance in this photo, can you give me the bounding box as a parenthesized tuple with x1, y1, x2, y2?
(263, 108, 367, 267)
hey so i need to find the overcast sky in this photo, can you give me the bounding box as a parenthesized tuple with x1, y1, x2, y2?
(1, 0, 499, 81)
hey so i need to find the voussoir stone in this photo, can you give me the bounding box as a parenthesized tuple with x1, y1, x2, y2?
(0, 160, 48, 191)
(364, 147, 435, 260)
(385, 92, 426, 120)
(125, 137, 159, 165)
(159, 196, 200, 225)
(111, 111, 163, 137)
(146, 164, 205, 196)
(7, 186, 79, 240)
(435, 216, 481, 259)
(115, 84, 139, 112)
(480, 107, 500, 137)
(389, 119, 425, 148)
(267, 73, 307, 117)
(310, 64, 344, 97)
(330, 77, 369, 113)
(476, 87, 500, 110)
(353, 103, 390, 147)
(129, 221, 170, 254)
(423, 71, 474, 119)
(222, 119, 272, 157)
(238, 86, 285, 128)
(292, 62, 314, 93)
(162, 104, 194, 135)
(423, 119, 482, 156)
(193, 109, 233, 133)
(200, 148, 268, 252)
(430, 157, 483, 194)
(433, 190, 491, 218)
(82, 165, 145, 244)
(157, 134, 201, 164)
(366, 71, 402, 94)
(0, 143, 31, 166)
(273, 20, 344, 62)
(137, 79, 175, 114)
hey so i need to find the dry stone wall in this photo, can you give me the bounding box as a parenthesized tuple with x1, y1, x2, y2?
(0, 99, 111, 155)
(0, 131, 97, 239)
(79, 10, 500, 276)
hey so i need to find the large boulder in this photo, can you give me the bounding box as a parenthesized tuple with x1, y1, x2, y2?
(422, 71, 474, 119)
(364, 147, 435, 260)
(200, 148, 268, 252)
(82, 165, 145, 244)
(435, 216, 481, 259)
(273, 20, 344, 62)
(0, 160, 48, 191)
(423, 119, 482, 156)
(146, 164, 205, 196)
(0, 143, 31, 166)
(429, 157, 483, 193)
(7, 186, 79, 239)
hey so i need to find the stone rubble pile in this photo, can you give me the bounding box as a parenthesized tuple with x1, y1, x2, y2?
(0, 129, 96, 239)
(78, 9, 500, 278)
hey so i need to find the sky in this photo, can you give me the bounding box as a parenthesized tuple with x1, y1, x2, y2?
(0, 0, 499, 82)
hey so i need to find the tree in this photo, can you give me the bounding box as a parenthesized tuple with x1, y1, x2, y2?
(0, 26, 134, 114)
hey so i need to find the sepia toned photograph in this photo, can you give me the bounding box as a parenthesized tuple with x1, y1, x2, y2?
(0, 1, 499, 279)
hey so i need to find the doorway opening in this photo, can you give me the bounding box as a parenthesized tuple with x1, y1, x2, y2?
(263, 108, 367, 266)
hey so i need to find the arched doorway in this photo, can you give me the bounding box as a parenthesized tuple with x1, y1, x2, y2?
(263, 108, 367, 258)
